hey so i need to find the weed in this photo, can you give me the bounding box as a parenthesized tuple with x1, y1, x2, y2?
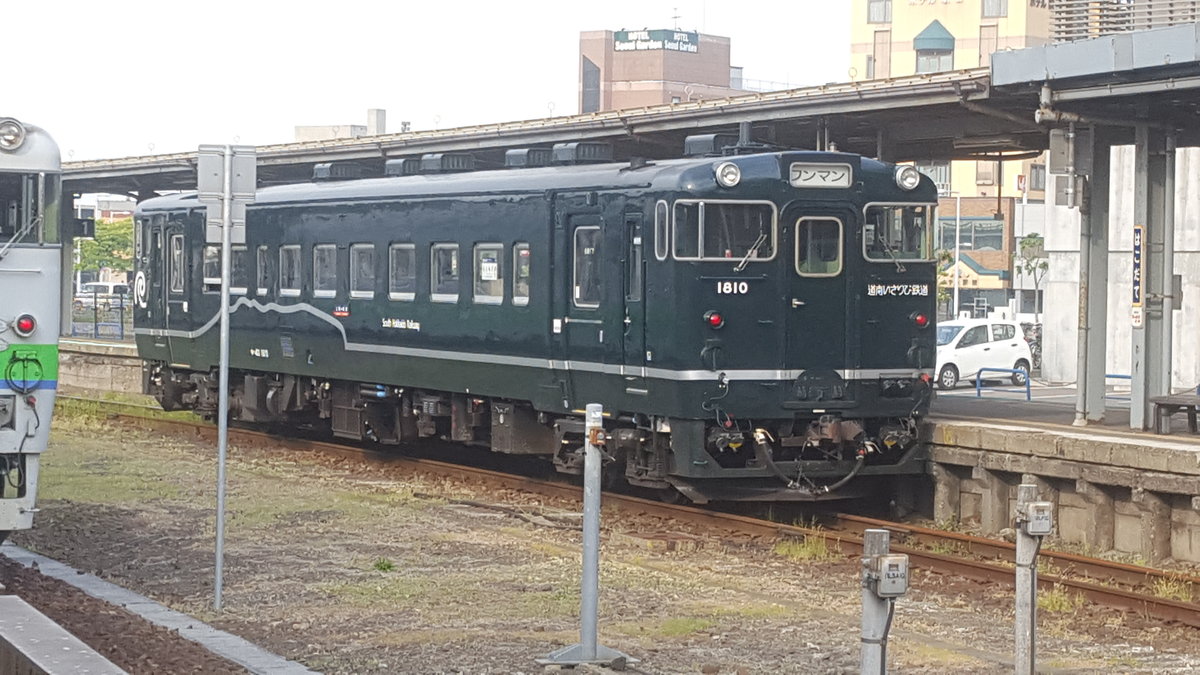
(1149, 576, 1194, 603)
(927, 539, 964, 556)
(773, 535, 834, 562)
(1038, 584, 1085, 613)
(373, 557, 395, 572)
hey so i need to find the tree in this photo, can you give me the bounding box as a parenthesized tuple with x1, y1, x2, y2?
(1014, 233, 1049, 322)
(76, 217, 134, 276)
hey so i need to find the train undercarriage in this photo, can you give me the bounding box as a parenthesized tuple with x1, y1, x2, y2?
(145, 363, 926, 503)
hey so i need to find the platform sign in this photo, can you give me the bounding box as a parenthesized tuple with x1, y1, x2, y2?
(1132, 224, 1144, 328)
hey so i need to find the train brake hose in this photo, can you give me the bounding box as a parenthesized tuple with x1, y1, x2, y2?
(752, 428, 867, 495)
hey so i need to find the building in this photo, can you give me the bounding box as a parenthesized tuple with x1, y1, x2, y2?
(295, 109, 389, 143)
(578, 29, 749, 113)
(850, 0, 1052, 319)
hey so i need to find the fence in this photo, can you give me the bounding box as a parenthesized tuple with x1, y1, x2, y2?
(70, 291, 132, 340)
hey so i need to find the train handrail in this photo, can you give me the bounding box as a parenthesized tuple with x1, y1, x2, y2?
(974, 367, 1031, 402)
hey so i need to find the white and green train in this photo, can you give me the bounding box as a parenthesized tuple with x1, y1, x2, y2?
(0, 118, 61, 542)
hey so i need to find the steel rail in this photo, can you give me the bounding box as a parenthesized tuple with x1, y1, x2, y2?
(59, 398, 1200, 627)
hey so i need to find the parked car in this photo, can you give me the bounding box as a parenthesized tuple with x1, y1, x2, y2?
(73, 281, 130, 311)
(935, 318, 1034, 389)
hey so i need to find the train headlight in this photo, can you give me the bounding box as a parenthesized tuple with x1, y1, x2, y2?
(14, 314, 35, 337)
(0, 118, 26, 151)
(894, 165, 921, 191)
(715, 162, 741, 188)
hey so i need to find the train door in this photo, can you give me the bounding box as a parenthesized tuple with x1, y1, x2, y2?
(784, 207, 851, 380)
(621, 210, 647, 393)
(163, 219, 191, 361)
(551, 195, 607, 409)
(142, 216, 166, 326)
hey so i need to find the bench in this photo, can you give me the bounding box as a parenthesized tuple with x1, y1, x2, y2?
(1149, 394, 1200, 434)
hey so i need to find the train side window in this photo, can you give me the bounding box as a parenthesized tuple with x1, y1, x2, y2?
(795, 218, 843, 277)
(473, 243, 503, 305)
(169, 234, 185, 294)
(279, 245, 301, 297)
(626, 221, 643, 302)
(388, 244, 416, 301)
(202, 245, 221, 293)
(513, 243, 531, 306)
(230, 246, 248, 295)
(313, 244, 337, 298)
(350, 244, 375, 299)
(256, 245, 271, 296)
(431, 243, 460, 303)
(654, 200, 669, 261)
(573, 226, 602, 308)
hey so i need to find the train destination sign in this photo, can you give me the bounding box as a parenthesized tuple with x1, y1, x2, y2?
(790, 163, 853, 189)
(614, 29, 698, 53)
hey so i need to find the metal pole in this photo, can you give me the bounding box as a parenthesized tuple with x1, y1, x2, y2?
(536, 404, 634, 668)
(953, 194, 962, 318)
(1014, 484, 1039, 675)
(214, 145, 233, 611)
(580, 403, 602, 659)
(1161, 134, 1176, 395)
(860, 529, 890, 675)
(1072, 123, 1090, 426)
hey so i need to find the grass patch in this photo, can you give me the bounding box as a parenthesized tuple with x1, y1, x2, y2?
(1038, 584, 1086, 613)
(1149, 575, 1194, 603)
(773, 535, 834, 562)
(372, 557, 395, 572)
(612, 616, 715, 639)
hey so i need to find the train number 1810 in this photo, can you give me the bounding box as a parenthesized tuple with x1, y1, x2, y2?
(716, 281, 750, 295)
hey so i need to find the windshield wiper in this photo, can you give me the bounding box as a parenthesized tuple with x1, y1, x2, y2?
(734, 232, 769, 272)
(0, 215, 41, 262)
(879, 237, 907, 274)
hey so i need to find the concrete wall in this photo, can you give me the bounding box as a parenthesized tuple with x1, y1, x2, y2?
(1043, 146, 1200, 388)
(58, 342, 141, 395)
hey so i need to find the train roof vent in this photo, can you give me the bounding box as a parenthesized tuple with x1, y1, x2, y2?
(420, 153, 476, 173)
(551, 142, 613, 165)
(683, 133, 741, 158)
(312, 162, 367, 181)
(505, 148, 553, 168)
(384, 158, 422, 177)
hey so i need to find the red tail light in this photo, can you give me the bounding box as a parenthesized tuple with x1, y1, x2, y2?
(13, 314, 35, 337)
(912, 312, 930, 328)
(704, 310, 725, 329)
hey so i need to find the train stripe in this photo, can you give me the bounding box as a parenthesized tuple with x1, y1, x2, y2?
(133, 300, 931, 382)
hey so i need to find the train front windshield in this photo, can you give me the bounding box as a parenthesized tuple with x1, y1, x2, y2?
(863, 204, 933, 262)
(0, 172, 61, 245)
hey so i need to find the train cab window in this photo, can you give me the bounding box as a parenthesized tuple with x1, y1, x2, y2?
(169, 234, 185, 294)
(431, 243, 460, 303)
(350, 244, 375, 299)
(279, 245, 301, 297)
(388, 244, 416, 301)
(203, 245, 221, 293)
(672, 200, 776, 263)
(513, 243, 531, 306)
(230, 246, 249, 295)
(863, 204, 934, 262)
(313, 244, 337, 298)
(473, 243, 503, 305)
(573, 226, 602, 308)
(654, 200, 669, 261)
(795, 218, 843, 277)
(256, 245, 271, 296)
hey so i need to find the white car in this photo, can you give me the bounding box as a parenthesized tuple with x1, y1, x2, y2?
(935, 318, 1034, 389)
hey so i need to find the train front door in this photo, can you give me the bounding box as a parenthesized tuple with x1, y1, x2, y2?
(784, 208, 851, 395)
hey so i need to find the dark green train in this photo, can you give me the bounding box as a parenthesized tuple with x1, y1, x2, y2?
(134, 139, 938, 502)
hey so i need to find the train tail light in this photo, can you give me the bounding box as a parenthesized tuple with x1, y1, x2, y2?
(911, 312, 929, 328)
(13, 314, 35, 337)
(704, 310, 725, 329)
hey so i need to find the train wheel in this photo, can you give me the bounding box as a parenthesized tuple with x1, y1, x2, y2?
(937, 365, 959, 390)
(1012, 360, 1031, 386)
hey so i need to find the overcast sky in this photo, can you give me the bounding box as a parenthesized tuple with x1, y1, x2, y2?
(13, 1, 850, 160)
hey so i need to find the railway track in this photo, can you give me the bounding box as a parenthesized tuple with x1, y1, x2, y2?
(60, 395, 1200, 628)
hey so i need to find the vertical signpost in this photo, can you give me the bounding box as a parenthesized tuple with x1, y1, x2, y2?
(1131, 224, 1144, 329)
(197, 144, 256, 611)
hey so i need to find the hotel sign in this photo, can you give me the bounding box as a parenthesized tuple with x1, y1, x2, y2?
(614, 29, 698, 53)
